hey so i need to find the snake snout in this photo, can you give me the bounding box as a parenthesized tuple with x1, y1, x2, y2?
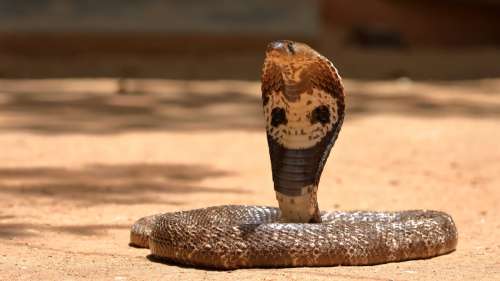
(267, 40, 296, 56)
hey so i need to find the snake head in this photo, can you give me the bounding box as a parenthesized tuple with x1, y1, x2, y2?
(261, 40, 345, 223)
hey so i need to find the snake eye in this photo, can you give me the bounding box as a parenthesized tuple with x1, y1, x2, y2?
(271, 107, 287, 127)
(287, 42, 295, 54)
(311, 105, 330, 125)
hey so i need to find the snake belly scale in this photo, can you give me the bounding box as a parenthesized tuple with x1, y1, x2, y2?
(129, 40, 458, 269)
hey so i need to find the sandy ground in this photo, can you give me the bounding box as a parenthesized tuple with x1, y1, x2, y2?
(0, 78, 499, 281)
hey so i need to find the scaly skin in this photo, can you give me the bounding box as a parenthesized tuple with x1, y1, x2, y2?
(262, 40, 344, 222)
(129, 40, 458, 269)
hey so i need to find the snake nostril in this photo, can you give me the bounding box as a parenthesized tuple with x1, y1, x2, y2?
(271, 107, 288, 127)
(311, 105, 330, 125)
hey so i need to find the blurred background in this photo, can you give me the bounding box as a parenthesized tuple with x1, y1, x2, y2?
(1, 0, 500, 80)
(1, 0, 500, 134)
(1, 2, 500, 279)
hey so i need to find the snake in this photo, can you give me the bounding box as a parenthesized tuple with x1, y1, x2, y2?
(129, 40, 458, 269)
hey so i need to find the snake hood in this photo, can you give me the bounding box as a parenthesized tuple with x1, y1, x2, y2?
(262, 40, 345, 223)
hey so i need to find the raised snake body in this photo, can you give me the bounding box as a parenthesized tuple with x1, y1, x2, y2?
(130, 40, 458, 269)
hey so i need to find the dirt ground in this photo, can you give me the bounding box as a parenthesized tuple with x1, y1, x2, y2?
(0, 78, 499, 281)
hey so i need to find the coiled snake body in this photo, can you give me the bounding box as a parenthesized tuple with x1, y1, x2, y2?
(130, 41, 458, 269)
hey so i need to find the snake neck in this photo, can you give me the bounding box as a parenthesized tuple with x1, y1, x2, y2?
(261, 40, 345, 224)
(276, 185, 321, 223)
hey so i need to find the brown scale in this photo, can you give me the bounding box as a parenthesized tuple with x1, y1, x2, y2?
(129, 40, 458, 269)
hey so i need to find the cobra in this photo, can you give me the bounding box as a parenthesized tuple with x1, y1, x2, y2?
(129, 40, 458, 269)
